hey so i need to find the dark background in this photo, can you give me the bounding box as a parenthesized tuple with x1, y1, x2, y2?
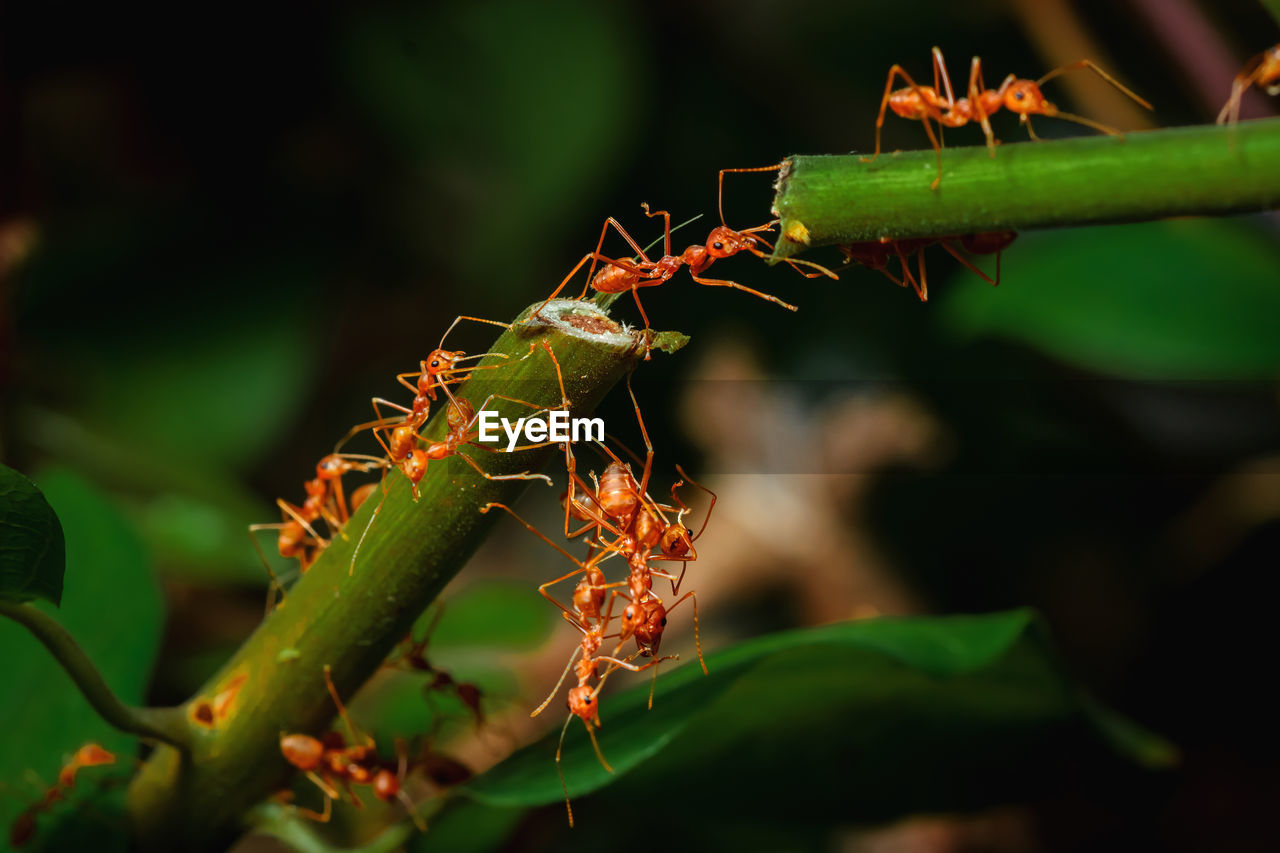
(3, 0, 1280, 850)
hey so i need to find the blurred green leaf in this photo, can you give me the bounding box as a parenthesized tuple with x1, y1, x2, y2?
(0, 467, 165, 848)
(77, 295, 318, 472)
(416, 581, 557, 651)
(0, 464, 65, 606)
(462, 611, 1173, 823)
(941, 219, 1280, 379)
(409, 799, 526, 853)
(342, 0, 640, 294)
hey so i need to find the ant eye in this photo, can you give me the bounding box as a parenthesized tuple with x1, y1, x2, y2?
(430, 360, 440, 369)
(1014, 92, 1025, 100)
(713, 242, 723, 250)
(660, 617, 667, 626)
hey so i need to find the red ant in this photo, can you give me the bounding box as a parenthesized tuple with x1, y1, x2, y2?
(863, 47, 1152, 189)
(385, 607, 485, 730)
(839, 230, 1017, 301)
(278, 665, 429, 831)
(531, 595, 670, 827)
(250, 453, 387, 604)
(1218, 43, 1280, 126)
(335, 315, 517, 452)
(9, 744, 116, 848)
(347, 342, 565, 574)
(535, 192, 837, 355)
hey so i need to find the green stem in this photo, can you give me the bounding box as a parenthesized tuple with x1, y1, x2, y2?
(125, 299, 668, 851)
(769, 119, 1280, 257)
(0, 601, 192, 748)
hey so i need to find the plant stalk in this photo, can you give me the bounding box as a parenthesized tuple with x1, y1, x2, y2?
(0, 601, 192, 748)
(125, 299, 661, 851)
(769, 118, 1280, 257)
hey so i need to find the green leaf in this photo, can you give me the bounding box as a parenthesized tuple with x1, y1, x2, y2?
(0, 467, 165, 849)
(941, 219, 1280, 379)
(0, 464, 65, 606)
(416, 581, 557, 651)
(462, 611, 1173, 824)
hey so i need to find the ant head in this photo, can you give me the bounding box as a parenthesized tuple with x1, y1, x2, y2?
(660, 524, 693, 558)
(425, 348, 462, 377)
(372, 768, 399, 802)
(316, 454, 346, 479)
(1003, 80, 1052, 116)
(567, 685, 598, 721)
(637, 601, 668, 644)
(705, 226, 756, 259)
(280, 734, 325, 771)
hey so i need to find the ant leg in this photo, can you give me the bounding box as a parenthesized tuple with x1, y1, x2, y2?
(675, 463, 717, 543)
(916, 243, 929, 302)
(931, 46, 957, 108)
(532, 645, 582, 717)
(453, 449, 553, 485)
(323, 664, 373, 748)
(738, 223, 839, 281)
(348, 473, 393, 576)
(297, 779, 337, 821)
(863, 65, 928, 164)
(554, 715, 576, 828)
(629, 286, 654, 359)
(534, 252, 598, 320)
(969, 60, 1005, 155)
(480, 502, 601, 618)
(1037, 60, 1153, 110)
(624, 372, 656, 502)
(247, 524, 288, 612)
(639, 203, 673, 257)
(334, 398, 413, 452)
(277, 499, 329, 547)
(919, 115, 944, 191)
(586, 216, 655, 297)
(938, 240, 997, 286)
(582, 717, 612, 773)
(436, 315, 512, 351)
(688, 273, 798, 312)
(717, 164, 782, 229)
(665, 591, 708, 675)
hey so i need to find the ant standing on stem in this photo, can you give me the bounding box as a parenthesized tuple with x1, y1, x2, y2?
(862, 47, 1153, 189)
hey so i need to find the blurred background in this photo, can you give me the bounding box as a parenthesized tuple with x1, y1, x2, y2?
(3, 0, 1280, 850)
